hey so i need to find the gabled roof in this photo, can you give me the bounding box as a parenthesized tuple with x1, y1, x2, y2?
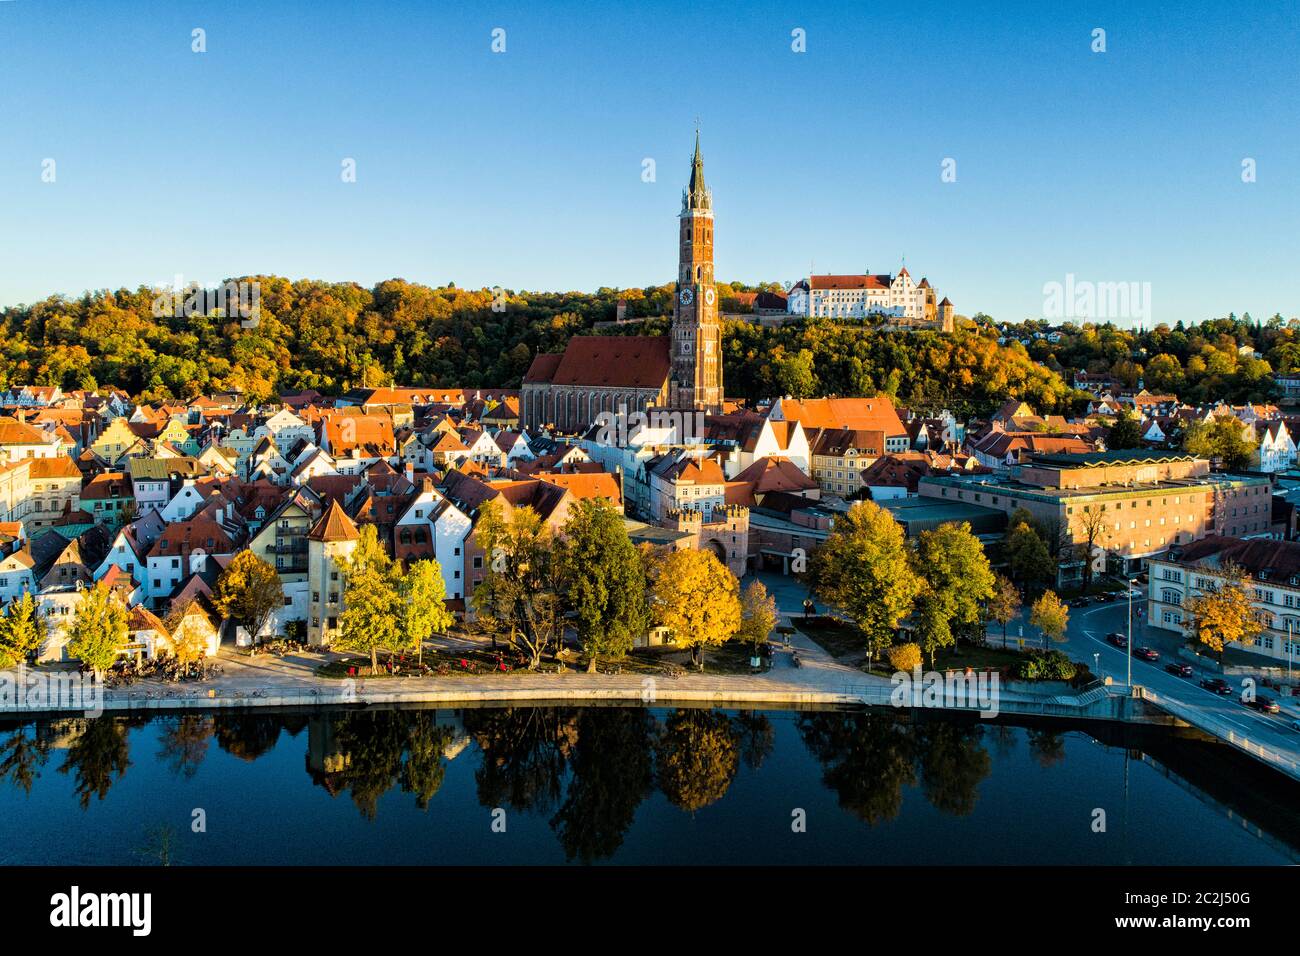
(732, 456, 819, 494)
(308, 498, 360, 542)
(529, 336, 671, 390)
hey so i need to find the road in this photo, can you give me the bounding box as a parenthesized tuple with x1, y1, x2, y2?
(1023, 592, 1300, 765)
(750, 570, 1300, 772)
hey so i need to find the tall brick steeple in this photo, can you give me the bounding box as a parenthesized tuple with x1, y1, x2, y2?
(669, 131, 723, 414)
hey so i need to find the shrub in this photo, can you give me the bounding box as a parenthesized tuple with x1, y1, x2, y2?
(1015, 649, 1078, 681)
(887, 642, 922, 672)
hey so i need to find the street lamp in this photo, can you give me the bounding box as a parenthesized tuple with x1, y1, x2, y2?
(1288, 619, 1294, 682)
(1125, 558, 1133, 689)
(1094, 651, 1101, 679)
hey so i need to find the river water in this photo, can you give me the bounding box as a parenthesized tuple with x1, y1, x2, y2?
(0, 705, 1294, 865)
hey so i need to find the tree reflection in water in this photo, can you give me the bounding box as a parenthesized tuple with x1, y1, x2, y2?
(656, 709, 742, 813)
(0, 720, 50, 796)
(157, 715, 214, 780)
(550, 707, 655, 863)
(58, 716, 136, 809)
(0, 708, 999, 855)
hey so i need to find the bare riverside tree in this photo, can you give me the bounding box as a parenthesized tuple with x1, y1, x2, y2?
(473, 501, 566, 670)
(1073, 504, 1112, 594)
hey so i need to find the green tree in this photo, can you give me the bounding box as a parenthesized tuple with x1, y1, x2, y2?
(560, 499, 650, 670)
(1182, 417, 1257, 470)
(68, 582, 128, 678)
(808, 500, 921, 656)
(401, 558, 454, 664)
(1106, 411, 1143, 449)
(1004, 518, 1054, 594)
(211, 550, 283, 646)
(337, 525, 404, 674)
(0, 592, 47, 667)
(914, 521, 996, 646)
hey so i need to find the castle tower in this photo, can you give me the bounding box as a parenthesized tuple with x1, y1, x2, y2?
(937, 297, 955, 333)
(306, 498, 360, 646)
(669, 132, 724, 414)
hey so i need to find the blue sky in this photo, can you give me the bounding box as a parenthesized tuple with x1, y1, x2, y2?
(1, 0, 1296, 325)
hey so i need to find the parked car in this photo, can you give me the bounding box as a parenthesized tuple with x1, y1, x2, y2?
(1106, 632, 1127, 648)
(1200, 677, 1234, 695)
(1133, 646, 1160, 662)
(1164, 662, 1193, 677)
(1246, 695, 1281, 714)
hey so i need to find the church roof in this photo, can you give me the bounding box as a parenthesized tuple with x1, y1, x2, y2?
(532, 336, 671, 390)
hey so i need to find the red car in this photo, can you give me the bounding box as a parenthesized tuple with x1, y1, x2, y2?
(1133, 646, 1160, 662)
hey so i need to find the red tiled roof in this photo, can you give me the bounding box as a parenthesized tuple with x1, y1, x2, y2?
(537, 336, 671, 390)
(308, 498, 360, 542)
(809, 274, 892, 290)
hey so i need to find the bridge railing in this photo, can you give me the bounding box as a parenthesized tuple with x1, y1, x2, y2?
(1135, 686, 1300, 780)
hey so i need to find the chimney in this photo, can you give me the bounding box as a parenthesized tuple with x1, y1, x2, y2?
(405, 461, 414, 483)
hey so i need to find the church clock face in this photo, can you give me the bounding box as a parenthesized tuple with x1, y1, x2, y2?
(679, 288, 694, 305)
(704, 288, 716, 306)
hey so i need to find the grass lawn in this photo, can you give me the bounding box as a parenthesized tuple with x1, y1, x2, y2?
(629, 642, 756, 675)
(798, 616, 868, 660)
(928, 643, 1031, 672)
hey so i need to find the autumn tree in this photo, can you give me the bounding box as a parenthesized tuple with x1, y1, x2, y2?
(808, 500, 921, 656)
(338, 525, 404, 674)
(212, 550, 283, 646)
(886, 642, 922, 672)
(68, 582, 128, 678)
(559, 499, 650, 670)
(473, 501, 567, 669)
(1183, 565, 1262, 656)
(736, 580, 777, 654)
(401, 559, 454, 664)
(985, 573, 1022, 646)
(166, 603, 213, 666)
(0, 592, 47, 667)
(651, 549, 742, 671)
(1029, 590, 1070, 649)
(1182, 417, 1257, 470)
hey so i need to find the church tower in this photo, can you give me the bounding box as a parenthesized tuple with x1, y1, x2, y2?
(669, 132, 723, 413)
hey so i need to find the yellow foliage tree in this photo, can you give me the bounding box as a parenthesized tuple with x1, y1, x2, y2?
(1184, 566, 1262, 655)
(1030, 590, 1070, 648)
(887, 642, 922, 673)
(652, 549, 741, 671)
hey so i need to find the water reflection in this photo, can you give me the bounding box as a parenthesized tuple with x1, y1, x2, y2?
(0, 706, 1294, 864)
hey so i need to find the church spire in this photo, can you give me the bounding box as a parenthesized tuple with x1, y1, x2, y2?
(683, 129, 711, 213)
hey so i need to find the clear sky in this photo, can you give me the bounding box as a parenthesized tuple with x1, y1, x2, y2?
(1, 0, 1296, 325)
